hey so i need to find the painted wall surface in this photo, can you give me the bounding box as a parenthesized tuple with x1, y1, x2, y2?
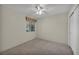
(0, 5, 2, 52)
(37, 13, 68, 44)
(76, 6, 79, 55)
(0, 6, 36, 52)
(75, 6, 79, 54)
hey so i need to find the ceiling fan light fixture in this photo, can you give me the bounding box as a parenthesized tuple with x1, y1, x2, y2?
(34, 4, 46, 15)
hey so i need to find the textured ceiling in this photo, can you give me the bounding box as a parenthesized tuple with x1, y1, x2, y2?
(2, 4, 74, 18)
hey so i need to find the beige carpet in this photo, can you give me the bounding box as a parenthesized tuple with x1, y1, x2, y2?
(1, 38, 73, 55)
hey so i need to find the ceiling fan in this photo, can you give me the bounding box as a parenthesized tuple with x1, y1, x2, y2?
(33, 4, 46, 15)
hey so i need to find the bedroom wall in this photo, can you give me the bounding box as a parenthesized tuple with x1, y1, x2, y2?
(0, 5, 2, 52)
(0, 6, 36, 52)
(37, 13, 68, 44)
